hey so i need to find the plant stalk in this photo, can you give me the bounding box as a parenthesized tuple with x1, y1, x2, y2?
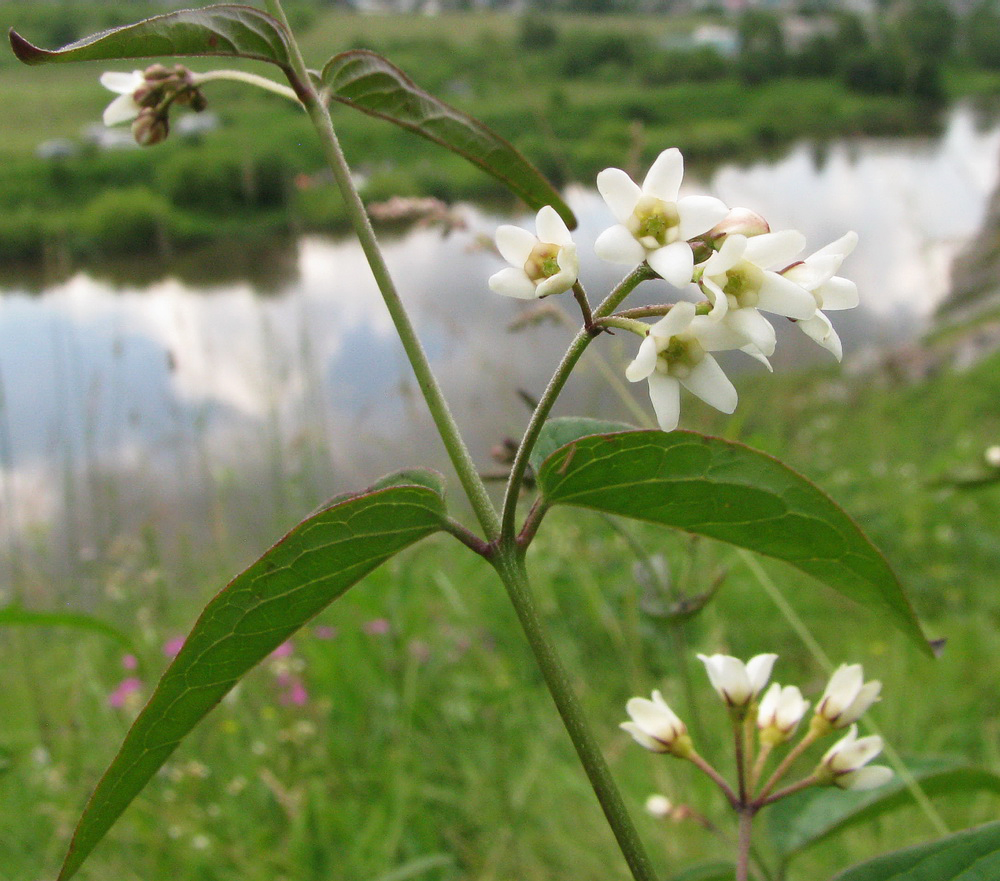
(500, 264, 654, 540)
(492, 549, 659, 881)
(269, 0, 500, 539)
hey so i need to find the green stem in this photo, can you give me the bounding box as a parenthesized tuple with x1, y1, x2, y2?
(191, 69, 300, 102)
(737, 810, 753, 881)
(500, 264, 654, 541)
(492, 549, 659, 881)
(269, 0, 500, 539)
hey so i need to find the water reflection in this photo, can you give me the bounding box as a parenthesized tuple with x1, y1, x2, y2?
(2, 105, 999, 575)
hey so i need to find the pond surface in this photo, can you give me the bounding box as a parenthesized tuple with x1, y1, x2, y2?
(2, 105, 999, 578)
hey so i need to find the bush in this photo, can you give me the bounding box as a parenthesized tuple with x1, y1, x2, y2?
(518, 15, 559, 51)
(77, 186, 173, 257)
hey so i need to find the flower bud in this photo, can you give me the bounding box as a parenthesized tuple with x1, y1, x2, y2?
(986, 445, 1000, 468)
(707, 207, 770, 240)
(132, 108, 169, 147)
(697, 652, 777, 709)
(621, 690, 693, 758)
(757, 682, 809, 745)
(817, 724, 890, 789)
(143, 63, 174, 82)
(815, 664, 881, 729)
(644, 794, 674, 819)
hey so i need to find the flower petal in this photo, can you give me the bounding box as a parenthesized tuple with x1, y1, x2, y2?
(100, 70, 144, 94)
(743, 229, 806, 270)
(701, 276, 729, 321)
(650, 300, 696, 342)
(837, 765, 893, 791)
(725, 308, 776, 356)
(783, 254, 840, 290)
(690, 313, 745, 350)
(798, 312, 843, 361)
(535, 205, 573, 246)
(597, 167, 642, 224)
(757, 272, 816, 320)
(816, 276, 859, 311)
(647, 241, 694, 287)
(641, 147, 684, 202)
(495, 224, 538, 266)
(103, 93, 141, 127)
(703, 233, 747, 277)
(745, 654, 778, 695)
(647, 372, 681, 432)
(740, 344, 774, 371)
(813, 230, 858, 263)
(626, 336, 659, 382)
(595, 224, 646, 265)
(488, 267, 537, 300)
(679, 354, 737, 414)
(677, 195, 729, 240)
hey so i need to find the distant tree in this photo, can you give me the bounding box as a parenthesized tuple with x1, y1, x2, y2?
(895, 0, 957, 60)
(737, 10, 787, 85)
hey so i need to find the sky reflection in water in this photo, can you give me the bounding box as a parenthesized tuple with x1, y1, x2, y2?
(1, 106, 998, 567)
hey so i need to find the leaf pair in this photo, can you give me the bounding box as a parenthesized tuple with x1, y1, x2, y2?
(8, 4, 575, 228)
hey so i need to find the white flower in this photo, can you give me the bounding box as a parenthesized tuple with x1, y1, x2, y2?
(836, 764, 894, 791)
(100, 70, 146, 126)
(781, 231, 859, 361)
(757, 683, 810, 744)
(625, 301, 745, 432)
(595, 148, 728, 287)
(645, 794, 674, 819)
(489, 206, 578, 299)
(697, 652, 777, 708)
(621, 690, 692, 757)
(819, 724, 890, 789)
(815, 664, 881, 728)
(698, 230, 816, 356)
(984, 445, 1000, 468)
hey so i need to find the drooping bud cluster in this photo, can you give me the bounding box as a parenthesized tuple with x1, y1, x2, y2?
(100, 64, 208, 147)
(488, 146, 860, 432)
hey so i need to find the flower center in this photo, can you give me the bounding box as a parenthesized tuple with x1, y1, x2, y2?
(722, 260, 765, 309)
(627, 195, 681, 250)
(656, 334, 705, 379)
(524, 243, 562, 283)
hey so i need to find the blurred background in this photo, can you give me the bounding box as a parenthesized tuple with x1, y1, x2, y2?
(2, 2, 1000, 880)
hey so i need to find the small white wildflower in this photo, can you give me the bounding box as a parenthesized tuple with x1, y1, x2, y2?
(757, 682, 810, 745)
(595, 147, 728, 287)
(100, 70, 146, 126)
(815, 664, 881, 729)
(621, 690, 692, 757)
(645, 794, 674, 819)
(697, 653, 777, 708)
(489, 205, 578, 299)
(818, 724, 891, 789)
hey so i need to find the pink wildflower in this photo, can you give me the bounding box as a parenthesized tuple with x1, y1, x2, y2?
(163, 636, 185, 658)
(363, 618, 391, 636)
(108, 677, 143, 709)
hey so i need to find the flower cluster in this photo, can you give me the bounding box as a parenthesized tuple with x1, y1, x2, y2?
(490, 147, 859, 432)
(101, 64, 207, 146)
(621, 654, 890, 818)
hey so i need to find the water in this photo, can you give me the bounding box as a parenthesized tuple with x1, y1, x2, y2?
(2, 105, 999, 576)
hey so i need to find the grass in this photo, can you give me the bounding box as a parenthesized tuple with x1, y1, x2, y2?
(3, 338, 1000, 880)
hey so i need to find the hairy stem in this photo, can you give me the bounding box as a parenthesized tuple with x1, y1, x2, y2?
(500, 264, 654, 541)
(191, 69, 300, 102)
(268, 0, 500, 539)
(493, 550, 659, 881)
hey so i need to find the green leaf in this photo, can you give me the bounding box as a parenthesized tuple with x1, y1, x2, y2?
(0, 604, 135, 653)
(529, 417, 635, 475)
(829, 821, 1000, 881)
(768, 758, 1000, 860)
(535, 430, 928, 653)
(57, 474, 446, 881)
(321, 50, 576, 229)
(9, 5, 291, 71)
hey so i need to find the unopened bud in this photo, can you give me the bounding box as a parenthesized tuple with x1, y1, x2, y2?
(644, 794, 673, 819)
(189, 89, 209, 113)
(132, 108, 169, 147)
(708, 207, 770, 239)
(143, 63, 173, 82)
(986, 446, 1000, 468)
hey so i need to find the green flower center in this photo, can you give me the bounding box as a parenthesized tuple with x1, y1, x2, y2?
(524, 243, 562, 282)
(722, 260, 764, 308)
(657, 334, 705, 379)
(628, 195, 681, 249)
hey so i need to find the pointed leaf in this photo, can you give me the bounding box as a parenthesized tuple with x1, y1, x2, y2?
(321, 50, 576, 229)
(57, 474, 446, 881)
(9, 5, 291, 71)
(529, 417, 635, 474)
(830, 821, 1000, 881)
(0, 604, 135, 653)
(768, 758, 1000, 860)
(536, 430, 928, 653)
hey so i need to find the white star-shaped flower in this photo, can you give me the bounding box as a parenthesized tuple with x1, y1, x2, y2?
(488, 205, 579, 299)
(595, 148, 728, 287)
(781, 231, 859, 361)
(625, 301, 745, 432)
(697, 652, 777, 708)
(100, 70, 146, 127)
(698, 230, 816, 357)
